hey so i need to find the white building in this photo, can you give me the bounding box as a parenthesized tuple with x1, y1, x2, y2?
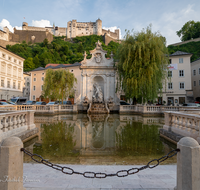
(162, 51, 193, 105)
(23, 72, 31, 100)
(191, 57, 200, 101)
(0, 45, 24, 100)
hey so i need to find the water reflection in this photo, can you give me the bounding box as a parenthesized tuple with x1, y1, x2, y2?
(24, 114, 176, 165)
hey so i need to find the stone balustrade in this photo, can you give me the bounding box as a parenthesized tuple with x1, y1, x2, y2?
(163, 111, 200, 144)
(120, 105, 200, 115)
(14, 105, 77, 114)
(0, 110, 35, 142)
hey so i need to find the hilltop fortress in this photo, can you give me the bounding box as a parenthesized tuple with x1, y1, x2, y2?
(0, 19, 120, 47)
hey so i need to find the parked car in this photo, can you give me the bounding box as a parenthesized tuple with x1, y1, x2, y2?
(46, 101, 59, 105)
(0, 99, 7, 102)
(10, 97, 28, 105)
(182, 103, 200, 107)
(62, 101, 72, 105)
(120, 100, 130, 105)
(7, 101, 16, 105)
(23, 101, 36, 105)
(35, 101, 46, 105)
(0, 101, 9, 105)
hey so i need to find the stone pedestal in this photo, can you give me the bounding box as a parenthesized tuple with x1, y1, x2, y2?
(175, 137, 200, 190)
(0, 137, 25, 190)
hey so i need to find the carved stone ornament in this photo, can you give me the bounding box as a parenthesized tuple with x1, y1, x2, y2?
(95, 40, 102, 50)
(95, 53, 102, 63)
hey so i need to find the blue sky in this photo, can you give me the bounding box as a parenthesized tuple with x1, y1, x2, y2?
(0, 0, 200, 45)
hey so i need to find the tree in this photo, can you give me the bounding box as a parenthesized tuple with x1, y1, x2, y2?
(116, 26, 169, 103)
(23, 57, 35, 71)
(176, 20, 200, 41)
(43, 68, 77, 102)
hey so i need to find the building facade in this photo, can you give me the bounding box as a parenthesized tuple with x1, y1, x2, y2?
(23, 72, 31, 100)
(0, 45, 24, 100)
(191, 58, 200, 101)
(29, 63, 81, 101)
(161, 51, 193, 105)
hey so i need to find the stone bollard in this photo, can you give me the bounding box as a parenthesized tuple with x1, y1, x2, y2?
(0, 137, 25, 190)
(175, 137, 200, 190)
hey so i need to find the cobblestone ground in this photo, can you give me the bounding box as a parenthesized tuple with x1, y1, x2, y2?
(24, 164, 176, 190)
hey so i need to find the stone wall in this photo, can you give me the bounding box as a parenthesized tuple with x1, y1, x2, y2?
(9, 28, 53, 43)
(103, 33, 121, 45)
(0, 39, 18, 48)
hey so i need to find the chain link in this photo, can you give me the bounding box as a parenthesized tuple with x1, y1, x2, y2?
(21, 148, 180, 178)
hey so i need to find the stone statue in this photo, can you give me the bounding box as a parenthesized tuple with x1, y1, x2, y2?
(83, 96, 89, 104)
(92, 83, 103, 103)
(108, 96, 114, 104)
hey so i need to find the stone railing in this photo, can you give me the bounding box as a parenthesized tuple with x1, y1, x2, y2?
(14, 105, 77, 114)
(163, 111, 200, 143)
(120, 105, 200, 115)
(0, 105, 16, 112)
(0, 110, 35, 142)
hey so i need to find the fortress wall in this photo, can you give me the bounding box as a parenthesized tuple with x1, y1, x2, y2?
(103, 33, 121, 45)
(12, 29, 53, 43)
(169, 37, 200, 46)
(0, 39, 18, 48)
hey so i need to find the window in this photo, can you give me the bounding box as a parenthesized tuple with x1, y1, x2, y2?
(199, 80, 200, 86)
(194, 81, 196, 86)
(1, 79, 4, 87)
(18, 82, 20, 89)
(14, 59, 16, 63)
(7, 81, 10, 88)
(179, 70, 184, 77)
(179, 97, 185, 104)
(169, 59, 171, 64)
(34, 74, 36, 76)
(2, 54, 5, 58)
(42, 77, 44, 81)
(27, 82, 30, 86)
(199, 68, 200, 75)
(193, 70, 196, 76)
(180, 82, 185, 89)
(179, 58, 183, 63)
(33, 95, 35, 100)
(19, 61, 21, 65)
(13, 82, 16, 89)
(71, 70, 73, 73)
(34, 78, 36, 81)
(42, 73, 44, 75)
(33, 86, 36, 91)
(168, 82, 173, 89)
(168, 71, 172, 77)
(41, 85, 43, 90)
(8, 57, 11, 61)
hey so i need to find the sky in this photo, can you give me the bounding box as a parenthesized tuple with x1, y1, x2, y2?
(0, 0, 200, 45)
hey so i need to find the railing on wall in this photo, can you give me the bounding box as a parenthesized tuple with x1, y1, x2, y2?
(119, 105, 200, 115)
(163, 111, 200, 144)
(0, 110, 35, 142)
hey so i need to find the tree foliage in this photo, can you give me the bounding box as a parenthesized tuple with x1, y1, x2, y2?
(168, 41, 200, 62)
(6, 35, 120, 72)
(43, 68, 77, 102)
(116, 26, 169, 103)
(176, 20, 200, 41)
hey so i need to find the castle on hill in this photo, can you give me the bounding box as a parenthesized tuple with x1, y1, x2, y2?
(0, 19, 120, 47)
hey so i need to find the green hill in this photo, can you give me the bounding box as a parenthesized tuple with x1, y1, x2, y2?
(6, 35, 120, 72)
(168, 41, 200, 62)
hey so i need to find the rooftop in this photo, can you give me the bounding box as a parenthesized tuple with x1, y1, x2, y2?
(170, 51, 192, 56)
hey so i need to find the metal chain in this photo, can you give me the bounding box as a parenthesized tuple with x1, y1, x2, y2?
(21, 148, 180, 178)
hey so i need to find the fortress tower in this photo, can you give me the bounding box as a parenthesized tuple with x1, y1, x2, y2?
(96, 19, 102, 36)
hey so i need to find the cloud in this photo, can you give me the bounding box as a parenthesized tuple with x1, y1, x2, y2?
(103, 26, 122, 39)
(0, 19, 14, 32)
(149, 4, 200, 45)
(32, 20, 52, 27)
(0, 19, 22, 32)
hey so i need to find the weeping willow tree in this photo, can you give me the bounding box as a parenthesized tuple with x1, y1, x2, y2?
(43, 68, 77, 102)
(116, 26, 169, 103)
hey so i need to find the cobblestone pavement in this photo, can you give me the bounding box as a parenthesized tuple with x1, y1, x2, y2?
(24, 163, 176, 190)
